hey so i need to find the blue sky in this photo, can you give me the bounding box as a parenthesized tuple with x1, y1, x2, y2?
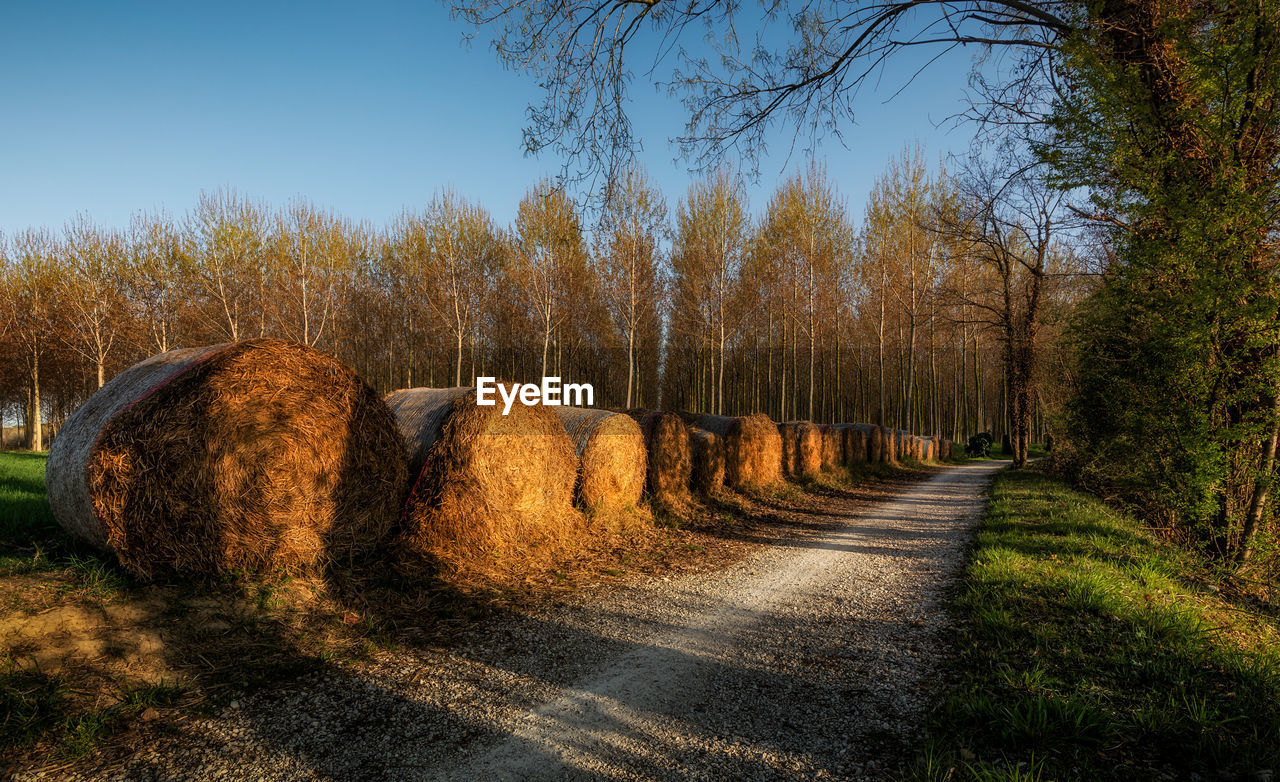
(0, 1, 982, 234)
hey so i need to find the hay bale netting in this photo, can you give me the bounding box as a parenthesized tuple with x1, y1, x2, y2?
(46, 339, 407, 579)
(554, 407, 646, 514)
(627, 411, 692, 510)
(820, 425, 841, 470)
(689, 427, 726, 494)
(387, 387, 582, 570)
(683, 413, 783, 488)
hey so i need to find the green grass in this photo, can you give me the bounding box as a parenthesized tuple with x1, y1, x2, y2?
(0, 452, 126, 586)
(912, 467, 1280, 780)
(0, 451, 65, 573)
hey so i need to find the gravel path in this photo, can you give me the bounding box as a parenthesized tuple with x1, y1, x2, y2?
(34, 460, 1003, 782)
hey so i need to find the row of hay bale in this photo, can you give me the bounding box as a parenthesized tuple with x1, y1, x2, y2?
(45, 339, 950, 580)
(46, 340, 654, 580)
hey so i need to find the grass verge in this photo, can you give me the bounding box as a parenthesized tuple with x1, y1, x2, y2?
(913, 467, 1280, 780)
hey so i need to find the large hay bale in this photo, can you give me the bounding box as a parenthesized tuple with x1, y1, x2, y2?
(682, 413, 783, 488)
(779, 421, 821, 478)
(689, 427, 726, 494)
(778, 422, 798, 477)
(46, 339, 406, 579)
(628, 411, 692, 511)
(554, 407, 646, 514)
(850, 424, 882, 463)
(880, 426, 897, 463)
(387, 386, 582, 572)
(840, 425, 867, 465)
(820, 425, 841, 470)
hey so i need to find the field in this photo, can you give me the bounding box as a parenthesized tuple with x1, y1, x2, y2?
(916, 467, 1280, 780)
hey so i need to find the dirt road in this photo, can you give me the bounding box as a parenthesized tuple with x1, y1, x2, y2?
(40, 460, 1004, 782)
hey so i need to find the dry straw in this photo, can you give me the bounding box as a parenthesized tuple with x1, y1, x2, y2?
(683, 413, 782, 489)
(554, 407, 646, 514)
(840, 425, 867, 465)
(387, 386, 582, 575)
(627, 410, 692, 511)
(849, 424, 883, 463)
(779, 421, 822, 478)
(689, 427, 726, 494)
(778, 422, 798, 477)
(820, 425, 841, 470)
(46, 339, 407, 579)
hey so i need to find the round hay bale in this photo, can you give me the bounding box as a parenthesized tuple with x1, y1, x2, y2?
(850, 424, 881, 463)
(683, 413, 783, 488)
(778, 422, 798, 477)
(689, 427, 726, 494)
(554, 407, 646, 514)
(627, 411, 692, 511)
(779, 421, 821, 478)
(686, 413, 780, 487)
(46, 339, 407, 579)
(839, 425, 866, 465)
(882, 427, 898, 463)
(820, 425, 841, 470)
(794, 422, 822, 477)
(387, 386, 582, 572)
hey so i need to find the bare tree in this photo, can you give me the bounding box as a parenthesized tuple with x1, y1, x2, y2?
(513, 180, 588, 379)
(0, 229, 61, 449)
(127, 210, 188, 354)
(597, 167, 668, 408)
(449, 0, 1075, 185)
(939, 152, 1067, 466)
(61, 215, 127, 388)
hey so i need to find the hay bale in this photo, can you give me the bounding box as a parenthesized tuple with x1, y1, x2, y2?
(554, 407, 646, 514)
(388, 386, 582, 572)
(880, 427, 897, 463)
(849, 424, 882, 463)
(689, 427, 726, 494)
(682, 413, 783, 488)
(840, 425, 867, 465)
(628, 411, 692, 511)
(46, 339, 407, 579)
(778, 422, 798, 477)
(779, 421, 821, 478)
(820, 425, 841, 470)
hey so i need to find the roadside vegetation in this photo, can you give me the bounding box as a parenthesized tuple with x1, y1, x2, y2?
(916, 467, 1280, 781)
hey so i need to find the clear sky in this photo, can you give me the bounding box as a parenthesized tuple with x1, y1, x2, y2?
(0, 0, 983, 234)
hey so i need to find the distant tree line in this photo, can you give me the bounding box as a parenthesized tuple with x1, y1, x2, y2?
(0, 151, 1076, 453)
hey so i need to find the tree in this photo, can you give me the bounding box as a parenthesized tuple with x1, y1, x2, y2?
(670, 170, 746, 415)
(939, 152, 1067, 468)
(1056, 0, 1280, 564)
(449, 0, 1076, 185)
(60, 215, 128, 388)
(425, 191, 499, 386)
(597, 167, 667, 408)
(185, 189, 269, 342)
(0, 229, 62, 449)
(273, 200, 349, 348)
(127, 210, 189, 354)
(513, 180, 589, 379)
(757, 162, 853, 421)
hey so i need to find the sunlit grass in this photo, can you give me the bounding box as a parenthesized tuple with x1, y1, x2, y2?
(911, 467, 1280, 780)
